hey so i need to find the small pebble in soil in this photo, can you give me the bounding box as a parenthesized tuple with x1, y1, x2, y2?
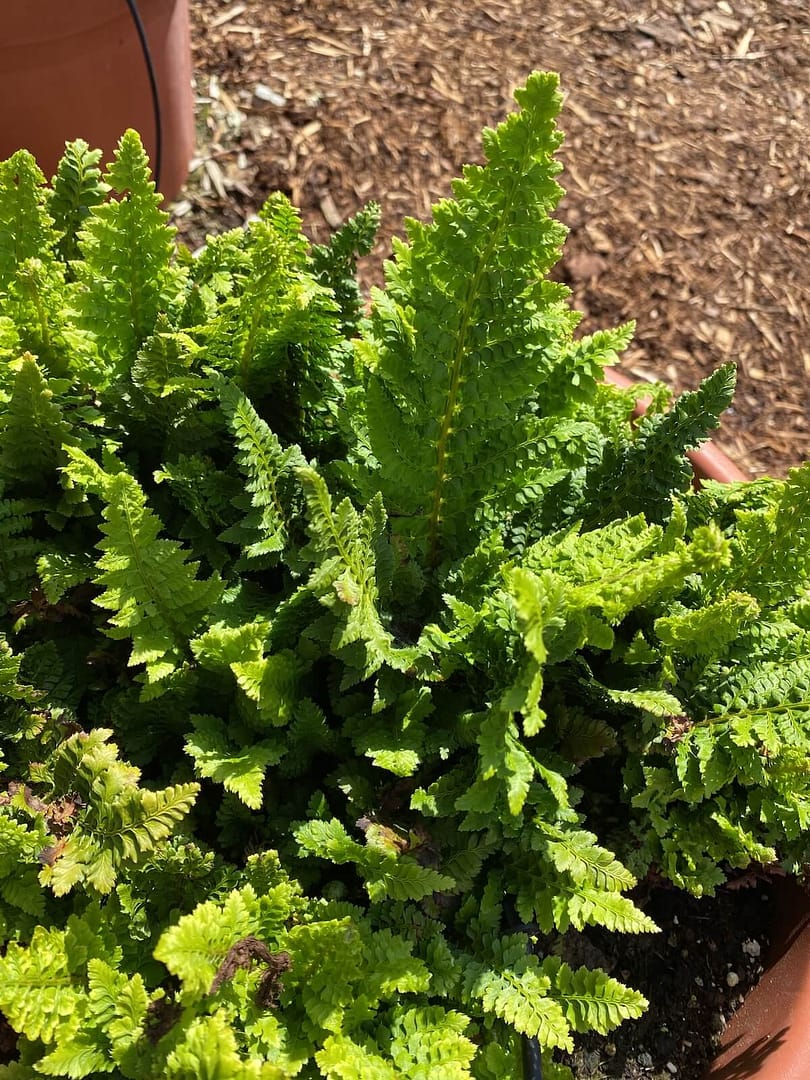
(666, 1064, 678, 1075)
(726, 970, 740, 987)
(742, 938, 761, 958)
(637, 1051, 653, 1069)
(710, 1013, 726, 1034)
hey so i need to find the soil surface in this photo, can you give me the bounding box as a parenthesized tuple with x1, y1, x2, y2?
(176, 0, 809, 480)
(556, 880, 773, 1078)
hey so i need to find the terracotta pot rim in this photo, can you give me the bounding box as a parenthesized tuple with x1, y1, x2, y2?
(704, 879, 810, 1079)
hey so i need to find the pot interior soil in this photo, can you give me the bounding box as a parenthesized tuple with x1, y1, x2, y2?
(556, 881, 775, 1078)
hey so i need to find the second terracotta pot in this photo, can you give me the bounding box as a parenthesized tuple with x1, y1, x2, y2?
(0, 0, 194, 201)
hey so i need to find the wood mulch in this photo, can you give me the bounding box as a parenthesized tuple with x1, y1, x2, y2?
(174, 0, 809, 478)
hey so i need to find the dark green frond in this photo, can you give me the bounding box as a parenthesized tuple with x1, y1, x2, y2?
(48, 139, 108, 267)
(74, 130, 181, 378)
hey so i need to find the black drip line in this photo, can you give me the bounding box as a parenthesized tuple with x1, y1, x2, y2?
(124, 0, 163, 190)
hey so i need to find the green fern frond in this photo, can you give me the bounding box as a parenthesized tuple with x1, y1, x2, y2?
(0, 813, 47, 921)
(6, 257, 79, 378)
(559, 884, 660, 934)
(230, 646, 302, 729)
(63, 447, 222, 687)
(217, 377, 306, 562)
(131, 312, 202, 402)
(462, 955, 572, 1050)
(516, 860, 658, 935)
(311, 201, 381, 334)
(0, 491, 40, 608)
(164, 1011, 264, 1079)
(710, 461, 810, 607)
(202, 195, 341, 426)
(0, 633, 39, 704)
(185, 714, 285, 809)
(542, 956, 648, 1034)
(566, 524, 730, 626)
(357, 72, 579, 565)
(34, 729, 198, 896)
(298, 466, 421, 677)
(541, 322, 635, 415)
(529, 822, 637, 893)
(154, 885, 263, 999)
(316, 1035, 399, 1080)
(36, 959, 149, 1078)
(654, 592, 760, 657)
(584, 363, 737, 525)
(0, 922, 85, 1044)
(554, 709, 618, 764)
(36, 548, 95, 605)
(603, 686, 683, 717)
(295, 818, 454, 902)
(74, 130, 181, 377)
(0, 150, 55, 291)
(388, 1004, 476, 1079)
(0, 354, 74, 489)
(48, 139, 108, 267)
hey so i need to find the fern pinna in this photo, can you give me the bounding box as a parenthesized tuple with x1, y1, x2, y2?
(1, 73, 809, 1079)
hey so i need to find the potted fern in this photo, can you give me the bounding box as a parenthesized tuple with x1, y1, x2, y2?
(1, 73, 808, 1079)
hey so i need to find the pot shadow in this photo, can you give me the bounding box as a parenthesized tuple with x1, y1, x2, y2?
(708, 1028, 789, 1080)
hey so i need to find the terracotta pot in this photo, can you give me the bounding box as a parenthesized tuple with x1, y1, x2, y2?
(604, 366, 810, 1075)
(706, 880, 810, 1079)
(0, 0, 194, 201)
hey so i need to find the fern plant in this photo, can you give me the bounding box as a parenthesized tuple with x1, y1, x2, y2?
(1, 72, 809, 1079)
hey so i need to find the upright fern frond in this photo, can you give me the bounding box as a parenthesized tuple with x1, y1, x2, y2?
(0, 355, 73, 489)
(0, 489, 39, 608)
(356, 72, 592, 565)
(0, 151, 55, 292)
(202, 194, 342, 442)
(540, 323, 636, 415)
(217, 378, 306, 562)
(74, 130, 181, 377)
(583, 363, 737, 525)
(298, 466, 420, 676)
(131, 313, 202, 402)
(47, 139, 108, 267)
(311, 202, 381, 334)
(63, 447, 222, 687)
(710, 461, 810, 606)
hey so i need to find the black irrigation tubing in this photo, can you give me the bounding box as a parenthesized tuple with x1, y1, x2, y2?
(523, 1034, 544, 1080)
(124, 0, 163, 191)
(507, 913, 544, 1080)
